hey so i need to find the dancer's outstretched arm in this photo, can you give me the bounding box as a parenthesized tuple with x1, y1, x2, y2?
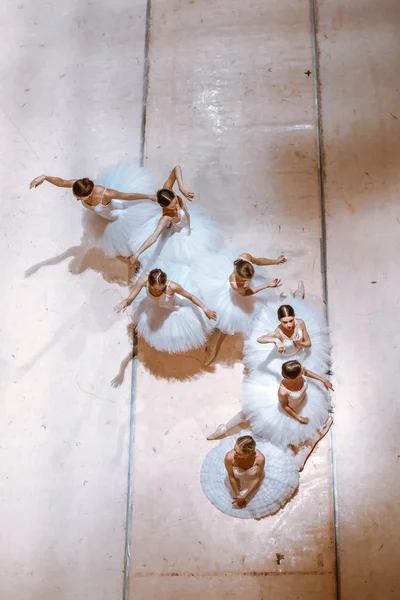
(171, 282, 216, 320)
(245, 278, 282, 296)
(30, 175, 76, 189)
(114, 275, 147, 313)
(240, 252, 287, 266)
(304, 368, 333, 390)
(104, 188, 156, 202)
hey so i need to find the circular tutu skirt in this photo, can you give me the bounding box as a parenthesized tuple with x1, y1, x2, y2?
(200, 431, 299, 519)
(241, 370, 331, 448)
(243, 298, 331, 375)
(196, 251, 275, 336)
(81, 163, 158, 258)
(132, 262, 214, 353)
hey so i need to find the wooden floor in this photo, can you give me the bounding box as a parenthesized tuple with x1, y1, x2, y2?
(0, 1, 399, 599)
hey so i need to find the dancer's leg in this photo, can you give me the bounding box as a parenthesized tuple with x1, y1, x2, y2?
(204, 329, 227, 366)
(294, 416, 333, 471)
(206, 411, 247, 440)
(292, 280, 305, 299)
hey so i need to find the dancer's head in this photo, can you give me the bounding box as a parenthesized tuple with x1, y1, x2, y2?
(156, 188, 177, 208)
(73, 178, 94, 199)
(282, 360, 303, 380)
(277, 304, 296, 331)
(233, 258, 255, 281)
(234, 435, 256, 457)
(148, 268, 167, 291)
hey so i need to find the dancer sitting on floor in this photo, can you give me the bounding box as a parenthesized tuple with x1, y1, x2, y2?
(243, 281, 331, 375)
(207, 360, 333, 471)
(200, 432, 299, 519)
(115, 265, 216, 354)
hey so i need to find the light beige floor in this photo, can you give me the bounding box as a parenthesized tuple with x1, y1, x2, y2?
(1, 0, 399, 599)
(129, 0, 335, 598)
(0, 1, 148, 598)
(317, 1, 400, 598)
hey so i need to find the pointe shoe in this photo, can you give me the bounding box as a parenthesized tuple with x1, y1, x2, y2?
(207, 424, 227, 440)
(204, 345, 217, 367)
(292, 280, 305, 299)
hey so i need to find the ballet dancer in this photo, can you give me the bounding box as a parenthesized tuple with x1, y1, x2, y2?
(115, 265, 216, 353)
(127, 166, 222, 273)
(29, 164, 157, 260)
(207, 360, 333, 471)
(200, 432, 299, 519)
(243, 281, 331, 375)
(198, 252, 286, 366)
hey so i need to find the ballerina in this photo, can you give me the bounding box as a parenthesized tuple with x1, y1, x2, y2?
(115, 265, 216, 353)
(198, 252, 286, 366)
(29, 164, 158, 260)
(243, 280, 331, 375)
(127, 166, 223, 273)
(207, 360, 333, 471)
(200, 432, 299, 519)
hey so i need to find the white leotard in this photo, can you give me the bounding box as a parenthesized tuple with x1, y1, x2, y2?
(81, 188, 124, 221)
(146, 282, 179, 311)
(281, 320, 304, 356)
(283, 378, 308, 410)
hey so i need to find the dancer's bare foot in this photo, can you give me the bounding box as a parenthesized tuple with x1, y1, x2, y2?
(207, 424, 227, 440)
(293, 280, 305, 299)
(295, 416, 333, 471)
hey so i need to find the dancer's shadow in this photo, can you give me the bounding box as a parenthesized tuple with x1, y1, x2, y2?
(24, 245, 134, 286)
(110, 327, 245, 385)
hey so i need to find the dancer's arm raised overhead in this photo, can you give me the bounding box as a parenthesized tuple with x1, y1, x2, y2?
(162, 165, 194, 202)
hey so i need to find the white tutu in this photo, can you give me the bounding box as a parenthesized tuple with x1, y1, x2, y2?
(242, 371, 331, 448)
(243, 298, 331, 375)
(129, 204, 224, 274)
(81, 164, 158, 258)
(200, 431, 299, 519)
(131, 261, 214, 353)
(197, 252, 275, 336)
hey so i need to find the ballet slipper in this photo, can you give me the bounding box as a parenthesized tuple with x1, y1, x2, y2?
(296, 416, 333, 472)
(204, 345, 217, 367)
(206, 424, 227, 440)
(292, 280, 305, 300)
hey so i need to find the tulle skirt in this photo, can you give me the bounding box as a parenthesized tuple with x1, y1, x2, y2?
(243, 298, 331, 375)
(81, 164, 158, 258)
(132, 262, 214, 353)
(200, 431, 299, 519)
(196, 251, 275, 336)
(242, 371, 331, 448)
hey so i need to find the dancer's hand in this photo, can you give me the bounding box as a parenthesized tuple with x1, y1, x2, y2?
(275, 339, 285, 353)
(268, 278, 282, 288)
(30, 175, 46, 189)
(323, 380, 334, 391)
(275, 255, 287, 264)
(232, 496, 247, 509)
(204, 308, 217, 321)
(115, 300, 129, 313)
(129, 254, 140, 272)
(298, 416, 310, 425)
(179, 188, 194, 202)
